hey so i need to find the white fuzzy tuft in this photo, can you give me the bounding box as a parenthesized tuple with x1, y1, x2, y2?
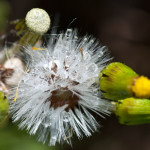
(9, 29, 111, 146)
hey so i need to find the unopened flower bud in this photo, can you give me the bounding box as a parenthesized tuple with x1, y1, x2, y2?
(5, 8, 51, 61)
(25, 8, 50, 34)
(99, 62, 138, 100)
(115, 97, 150, 125)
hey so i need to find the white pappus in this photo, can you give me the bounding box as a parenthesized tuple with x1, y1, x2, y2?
(9, 29, 111, 146)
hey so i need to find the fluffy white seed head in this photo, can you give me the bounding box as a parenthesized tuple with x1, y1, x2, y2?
(25, 8, 50, 34)
(9, 29, 111, 146)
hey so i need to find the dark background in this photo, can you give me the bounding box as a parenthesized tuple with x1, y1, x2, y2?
(1, 0, 150, 150)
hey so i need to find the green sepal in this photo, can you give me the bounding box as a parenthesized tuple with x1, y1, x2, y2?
(0, 91, 9, 125)
(99, 62, 138, 100)
(115, 97, 150, 125)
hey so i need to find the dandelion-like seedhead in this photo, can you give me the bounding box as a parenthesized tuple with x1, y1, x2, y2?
(9, 29, 111, 146)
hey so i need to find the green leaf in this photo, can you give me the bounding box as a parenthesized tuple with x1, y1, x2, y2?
(0, 91, 9, 125)
(0, 123, 60, 150)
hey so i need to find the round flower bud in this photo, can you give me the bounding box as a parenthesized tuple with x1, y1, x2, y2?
(25, 8, 50, 34)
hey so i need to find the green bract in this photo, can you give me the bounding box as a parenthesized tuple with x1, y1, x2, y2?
(0, 91, 9, 125)
(115, 97, 150, 125)
(99, 62, 138, 100)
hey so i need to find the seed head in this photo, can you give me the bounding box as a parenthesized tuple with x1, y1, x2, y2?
(10, 29, 111, 146)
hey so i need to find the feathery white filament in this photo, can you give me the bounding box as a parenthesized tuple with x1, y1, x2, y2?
(10, 29, 111, 146)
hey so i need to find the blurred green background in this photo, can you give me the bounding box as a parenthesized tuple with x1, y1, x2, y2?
(0, 123, 59, 150)
(1, 0, 150, 150)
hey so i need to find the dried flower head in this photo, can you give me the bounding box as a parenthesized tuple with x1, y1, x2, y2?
(0, 64, 14, 93)
(4, 58, 25, 86)
(10, 29, 111, 146)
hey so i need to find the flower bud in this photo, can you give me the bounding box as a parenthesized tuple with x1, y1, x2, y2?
(25, 8, 50, 34)
(115, 97, 150, 125)
(99, 62, 138, 100)
(5, 8, 51, 61)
